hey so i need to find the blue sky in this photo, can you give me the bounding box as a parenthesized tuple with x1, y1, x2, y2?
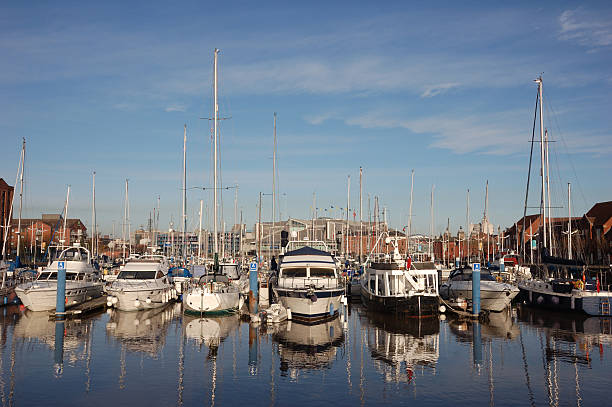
(1, 1, 611, 236)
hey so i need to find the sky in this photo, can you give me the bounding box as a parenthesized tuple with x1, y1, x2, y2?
(1, 1, 611, 237)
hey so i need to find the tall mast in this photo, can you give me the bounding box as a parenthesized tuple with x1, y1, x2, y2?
(182, 124, 187, 262)
(16, 138, 25, 261)
(536, 76, 547, 249)
(429, 185, 435, 259)
(198, 199, 203, 260)
(359, 167, 363, 262)
(213, 48, 220, 255)
(346, 175, 350, 257)
(466, 188, 470, 264)
(91, 171, 96, 257)
(567, 183, 572, 260)
(62, 186, 70, 249)
(234, 184, 238, 259)
(407, 169, 414, 255)
(272, 112, 277, 257)
(546, 145, 553, 256)
(484, 180, 489, 263)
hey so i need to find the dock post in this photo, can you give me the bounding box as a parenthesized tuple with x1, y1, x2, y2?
(54, 320, 65, 374)
(249, 261, 259, 314)
(472, 262, 480, 317)
(55, 261, 66, 320)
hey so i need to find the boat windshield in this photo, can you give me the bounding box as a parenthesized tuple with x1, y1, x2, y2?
(37, 272, 56, 280)
(450, 270, 496, 281)
(117, 271, 156, 280)
(281, 267, 307, 278)
(309, 268, 335, 278)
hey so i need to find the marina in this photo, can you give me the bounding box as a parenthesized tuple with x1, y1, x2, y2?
(1, 2, 611, 406)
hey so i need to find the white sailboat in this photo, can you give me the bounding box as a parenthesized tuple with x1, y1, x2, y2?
(183, 48, 241, 315)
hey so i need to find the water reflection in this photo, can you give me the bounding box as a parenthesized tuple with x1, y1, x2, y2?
(13, 309, 97, 373)
(518, 305, 612, 365)
(272, 318, 344, 375)
(447, 307, 519, 342)
(106, 303, 180, 356)
(363, 311, 439, 383)
(183, 313, 240, 349)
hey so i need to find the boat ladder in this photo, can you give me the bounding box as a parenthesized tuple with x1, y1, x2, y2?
(601, 298, 611, 316)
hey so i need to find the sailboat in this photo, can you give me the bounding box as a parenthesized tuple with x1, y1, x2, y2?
(517, 76, 611, 316)
(183, 48, 241, 315)
(1, 138, 27, 304)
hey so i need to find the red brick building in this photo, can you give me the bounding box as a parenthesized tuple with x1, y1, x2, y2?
(8, 214, 87, 259)
(0, 178, 14, 252)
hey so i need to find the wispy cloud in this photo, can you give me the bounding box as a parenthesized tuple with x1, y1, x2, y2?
(421, 83, 460, 98)
(559, 8, 612, 49)
(165, 104, 186, 112)
(304, 111, 336, 125)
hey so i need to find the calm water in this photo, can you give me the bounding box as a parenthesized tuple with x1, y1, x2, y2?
(0, 302, 610, 407)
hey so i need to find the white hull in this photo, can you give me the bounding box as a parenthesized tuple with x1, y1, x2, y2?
(275, 288, 343, 321)
(183, 287, 240, 314)
(106, 286, 175, 312)
(518, 280, 612, 316)
(441, 280, 519, 312)
(15, 281, 104, 312)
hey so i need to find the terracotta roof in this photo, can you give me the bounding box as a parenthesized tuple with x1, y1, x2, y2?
(585, 201, 612, 227)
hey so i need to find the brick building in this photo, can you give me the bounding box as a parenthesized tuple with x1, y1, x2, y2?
(0, 178, 14, 252)
(8, 214, 87, 260)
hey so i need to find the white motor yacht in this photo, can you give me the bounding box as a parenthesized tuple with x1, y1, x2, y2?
(273, 244, 345, 323)
(15, 245, 103, 312)
(440, 266, 519, 312)
(105, 254, 176, 311)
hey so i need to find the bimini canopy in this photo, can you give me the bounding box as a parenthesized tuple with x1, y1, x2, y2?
(280, 246, 335, 267)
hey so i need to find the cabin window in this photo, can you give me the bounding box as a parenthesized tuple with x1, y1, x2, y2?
(65, 273, 77, 280)
(117, 271, 156, 279)
(48, 272, 58, 280)
(309, 268, 335, 278)
(281, 268, 307, 278)
(155, 270, 164, 279)
(38, 272, 52, 280)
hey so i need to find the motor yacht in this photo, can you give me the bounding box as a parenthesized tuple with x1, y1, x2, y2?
(105, 254, 176, 311)
(15, 245, 103, 312)
(440, 266, 519, 312)
(273, 244, 345, 323)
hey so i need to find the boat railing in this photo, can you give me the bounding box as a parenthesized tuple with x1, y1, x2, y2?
(277, 276, 344, 290)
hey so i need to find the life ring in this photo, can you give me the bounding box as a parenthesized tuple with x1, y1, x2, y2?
(496, 276, 502, 283)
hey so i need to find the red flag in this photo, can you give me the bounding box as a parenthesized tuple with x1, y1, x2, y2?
(597, 276, 600, 293)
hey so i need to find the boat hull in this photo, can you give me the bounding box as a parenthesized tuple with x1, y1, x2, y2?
(15, 281, 104, 312)
(183, 288, 240, 315)
(440, 280, 519, 312)
(518, 280, 612, 316)
(106, 286, 174, 312)
(275, 287, 343, 322)
(360, 287, 439, 317)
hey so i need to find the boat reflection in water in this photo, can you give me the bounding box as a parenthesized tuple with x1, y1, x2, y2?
(106, 302, 180, 356)
(447, 307, 519, 342)
(364, 311, 439, 383)
(518, 305, 612, 362)
(13, 308, 98, 377)
(272, 318, 344, 375)
(183, 312, 241, 349)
